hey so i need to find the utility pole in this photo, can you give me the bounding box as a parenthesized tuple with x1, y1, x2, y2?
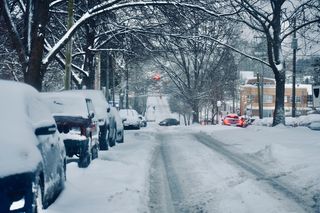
(94, 52, 101, 90)
(105, 54, 110, 102)
(64, 0, 74, 90)
(260, 71, 264, 118)
(257, 73, 263, 119)
(125, 67, 129, 109)
(110, 54, 115, 106)
(292, 17, 298, 117)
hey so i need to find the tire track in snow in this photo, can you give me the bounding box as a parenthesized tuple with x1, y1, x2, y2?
(194, 132, 315, 213)
(149, 134, 191, 213)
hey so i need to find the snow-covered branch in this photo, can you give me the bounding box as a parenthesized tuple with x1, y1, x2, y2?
(43, 1, 238, 66)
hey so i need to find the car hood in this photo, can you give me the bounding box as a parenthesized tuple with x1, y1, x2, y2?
(0, 105, 42, 178)
(0, 84, 42, 178)
(0, 121, 42, 178)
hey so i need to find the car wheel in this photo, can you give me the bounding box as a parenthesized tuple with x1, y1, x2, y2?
(108, 129, 116, 147)
(118, 131, 124, 143)
(99, 139, 108, 150)
(91, 144, 99, 160)
(78, 142, 91, 168)
(99, 124, 108, 150)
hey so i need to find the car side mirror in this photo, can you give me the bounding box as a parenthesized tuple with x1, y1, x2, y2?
(89, 112, 95, 119)
(35, 124, 56, 136)
(107, 107, 110, 113)
(122, 118, 127, 122)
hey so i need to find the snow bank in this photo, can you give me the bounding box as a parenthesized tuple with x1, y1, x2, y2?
(190, 124, 320, 206)
(45, 130, 159, 213)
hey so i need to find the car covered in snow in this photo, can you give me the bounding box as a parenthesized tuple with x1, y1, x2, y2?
(62, 90, 110, 150)
(108, 107, 124, 143)
(222, 114, 247, 127)
(119, 109, 141, 129)
(138, 114, 147, 127)
(41, 92, 99, 168)
(158, 118, 180, 126)
(0, 80, 66, 212)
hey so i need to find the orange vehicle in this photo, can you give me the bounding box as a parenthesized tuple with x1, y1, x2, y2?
(222, 114, 247, 127)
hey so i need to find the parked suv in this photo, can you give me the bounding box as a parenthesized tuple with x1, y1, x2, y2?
(42, 92, 99, 168)
(0, 80, 66, 212)
(63, 90, 109, 150)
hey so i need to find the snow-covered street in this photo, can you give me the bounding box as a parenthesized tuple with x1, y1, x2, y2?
(44, 96, 320, 213)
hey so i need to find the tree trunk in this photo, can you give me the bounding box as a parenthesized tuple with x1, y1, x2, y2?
(82, 24, 95, 89)
(272, 70, 286, 126)
(25, 0, 49, 90)
(191, 103, 199, 123)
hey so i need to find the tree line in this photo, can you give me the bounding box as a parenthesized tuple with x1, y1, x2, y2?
(0, 0, 319, 126)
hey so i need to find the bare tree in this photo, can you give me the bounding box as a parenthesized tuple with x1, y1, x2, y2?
(229, 0, 320, 125)
(147, 5, 239, 123)
(1, 0, 234, 90)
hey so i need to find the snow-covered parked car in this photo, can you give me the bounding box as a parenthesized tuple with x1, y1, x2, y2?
(62, 90, 110, 150)
(0, 80, 66, 212)
(138, 114, 147, 127)
(119, 109, 141, 129)
(109, 107, 124, 143)
(41, 92, 99, 168)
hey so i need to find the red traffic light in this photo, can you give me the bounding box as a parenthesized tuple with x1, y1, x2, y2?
(152, 73, 161, 81)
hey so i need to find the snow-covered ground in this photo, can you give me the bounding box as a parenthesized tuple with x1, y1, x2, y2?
(45, 96, 320, 213)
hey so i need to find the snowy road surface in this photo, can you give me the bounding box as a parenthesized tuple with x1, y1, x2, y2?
(44, 96, 320, 213)
(149, 129, 309, 213)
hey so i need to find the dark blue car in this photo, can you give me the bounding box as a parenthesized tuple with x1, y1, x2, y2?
(0, 81, 66, 213)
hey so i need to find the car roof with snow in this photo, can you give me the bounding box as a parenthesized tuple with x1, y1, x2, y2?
(41, 92, 92, 119)
(119, 109, 139, 118)
(61, 90, 108, 120)
(0, 80, 47, 178)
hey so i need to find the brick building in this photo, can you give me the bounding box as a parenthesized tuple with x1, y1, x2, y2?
(240, 78, 311, 117)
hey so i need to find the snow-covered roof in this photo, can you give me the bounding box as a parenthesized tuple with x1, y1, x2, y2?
(240, 71, 254, 81)
(284, 84, 313, 95)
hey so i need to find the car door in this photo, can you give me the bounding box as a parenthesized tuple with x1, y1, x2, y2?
(26, 96, 61, 189)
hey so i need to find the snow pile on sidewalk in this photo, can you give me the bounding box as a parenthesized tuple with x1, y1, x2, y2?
(190, 124, 320, 207)
(45, 131, 158, 213)
(253, 113, 320, 127)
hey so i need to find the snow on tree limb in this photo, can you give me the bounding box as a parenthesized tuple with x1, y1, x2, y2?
(1, 0, 27, 66)
(42, 1, 237, 66)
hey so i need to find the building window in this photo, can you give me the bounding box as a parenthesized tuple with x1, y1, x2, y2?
(284, 96, 289, 103)
(263, 95, 273, 103)
(290, 96, 301, 103)
(247, 95, 255, 102)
